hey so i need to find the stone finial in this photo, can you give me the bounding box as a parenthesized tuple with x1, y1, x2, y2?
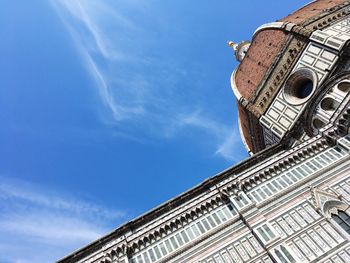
(228, 40, 251, 62)
(228, 41, 235, 48)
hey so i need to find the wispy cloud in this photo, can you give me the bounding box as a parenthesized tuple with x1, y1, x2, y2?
(55, 0, 137, 60)
(0, 176, 127, 263)
(51, 0, 145, 122)
(168, 110, 244, 161)
(216, 132, 243, 161)
(176, 111, 230, 137)
(84, 54, 145, 121)
(0, 180, 125, 219)
(0, 212, 102, 244)
(176, 111, 243, 161)
(50, 0, 245, 161)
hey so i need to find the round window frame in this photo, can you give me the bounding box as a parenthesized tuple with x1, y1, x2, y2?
(282, 68, 318, 106)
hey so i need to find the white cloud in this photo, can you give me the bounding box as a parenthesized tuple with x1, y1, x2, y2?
(176, 110, 229, 137)
(215, 132, 243, 162)
(84, 54, 145, 121)
(0, 212, 102, 244)
(0, 177, 127, 263)
(51, 0, 143, 122)
(55, 0, 136, 60)
(50, 0, 246, 161)
(169, 110, 244, 161)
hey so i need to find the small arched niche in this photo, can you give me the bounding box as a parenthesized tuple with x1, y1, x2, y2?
(320, 97, 340, 112)
(337, 81, 350, 93)
(312, 118, 326, 130)
(283, 68, 318, 105)
(322, 199, 349, 218)
(323, 200, 350, 236)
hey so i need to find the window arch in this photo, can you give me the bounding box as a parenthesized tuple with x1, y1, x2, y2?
(322, 199, 350, 237)
(274, 246, 296, 263)
(275, 249, 288, 263)
(320, 97, 340, 112)
(332, 211, 350, 234)
(281, 246, 296, 263)
(321, 199, 348, 218)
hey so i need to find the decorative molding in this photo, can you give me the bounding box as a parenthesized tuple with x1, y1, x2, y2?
(310, 186, 340, 211)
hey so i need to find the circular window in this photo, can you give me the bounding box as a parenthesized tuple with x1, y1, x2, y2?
(320, 97, 340, 112)
(337, 81, 350, 93)
(283, 68, 317, 105)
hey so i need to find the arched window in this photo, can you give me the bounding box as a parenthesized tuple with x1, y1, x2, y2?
(274, 246, 296, 263)
(275, 249, 288, 263)
(332, 211, 350, 234)
(281, 246, 296, 263)
(320, 97, 340, 112)
(337, 81, 350, 93)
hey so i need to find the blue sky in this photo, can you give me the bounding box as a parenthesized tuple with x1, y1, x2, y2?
(0, 1, 309, 262)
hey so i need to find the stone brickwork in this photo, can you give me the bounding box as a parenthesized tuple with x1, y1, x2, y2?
(280, 0, 348, 25)
(235, 30, 288, 101)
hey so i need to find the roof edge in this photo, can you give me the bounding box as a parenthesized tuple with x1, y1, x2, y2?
(238, 111, 253, 155)
(57, 141, 287, 263)
(230, 69, 242, 100)
(253, 21, 285, 37)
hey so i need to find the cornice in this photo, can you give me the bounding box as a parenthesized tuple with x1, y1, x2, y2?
(236, 137, 329, 191)
(303, 2, 350, 30)
(56, 143, 287, 263)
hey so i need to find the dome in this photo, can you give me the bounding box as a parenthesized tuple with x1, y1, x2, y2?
(280, 0, 347, 25)
(233, 29, 288, 101)
(232, 0, 349, 154)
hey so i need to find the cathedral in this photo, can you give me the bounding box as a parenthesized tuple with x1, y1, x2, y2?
(58, 1, 350, 262)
